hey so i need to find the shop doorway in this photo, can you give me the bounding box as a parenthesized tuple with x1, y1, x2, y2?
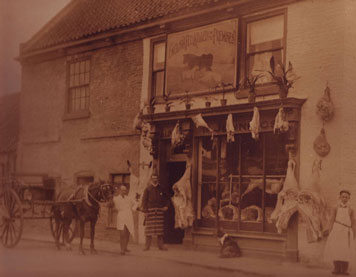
(163, 161, 186, 244)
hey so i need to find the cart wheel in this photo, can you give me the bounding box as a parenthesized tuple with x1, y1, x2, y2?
(0, 188, 23, 248)
(50, 217, 77, 244)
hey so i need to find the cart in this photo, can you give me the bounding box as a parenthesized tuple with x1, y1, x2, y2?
(0, 174, 78, 248)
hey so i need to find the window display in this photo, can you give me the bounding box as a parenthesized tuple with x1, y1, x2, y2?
(197, 131, 288, 233)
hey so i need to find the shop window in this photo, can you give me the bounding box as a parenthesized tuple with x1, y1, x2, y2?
(198, 132, 288, 233)
(67, 58, 91, 115)
(110, 173, 130, 191)
(244, 13, 285, 85)
(151, 40, 166, 98)
(77, 176, 94, 186)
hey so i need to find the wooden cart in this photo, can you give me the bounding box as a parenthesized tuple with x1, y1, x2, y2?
(0, 174, 78, 248)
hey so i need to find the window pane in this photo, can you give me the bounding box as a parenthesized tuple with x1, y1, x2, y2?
(80, 61, 85, 73)
(85, 60, 90, 72)
(84, 72, 90, 84)
(70, 63, 75, 75)
(241, 134, 263, 175)
(153, 71, 165, 97)
(201, 137, 218, 221)
(153, 42, 165, 71)
(70, 75, 74, 87)
(247, 49, 282, 83)
(79, 73, 85, 85)
(247, 15, 284, 52)
(219, 138, 239, 224)
(80, 96, 86, 110)
(74, 74, 80, 86)
(75, 96, 80, 110)
(75, 62, 80, 74)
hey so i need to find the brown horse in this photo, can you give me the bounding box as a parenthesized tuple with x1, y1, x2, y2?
(52, 182, 114, 255)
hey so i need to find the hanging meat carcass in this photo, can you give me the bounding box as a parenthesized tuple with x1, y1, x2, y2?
(226, 113, 235, 143)
(241, 178, 284, 199)
(132, 110, 143, 132)
(127, 160, 153, 202)
(171, 121, 185, 149)
(298, 158, 328, 242)
(171, 163, 194, 229)
(313, 127, 330, 157)
(192, 114, 214, 139)
(316, 85, 334, 122)
(141, 122, 152, 152)
(271, 158, 300, 232)
(273, 107, 289, 134)
(249, 107, 260, 140)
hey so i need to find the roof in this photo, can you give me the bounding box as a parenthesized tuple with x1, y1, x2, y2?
(21, 0, 227, 55)
(0, 93, 20, 153)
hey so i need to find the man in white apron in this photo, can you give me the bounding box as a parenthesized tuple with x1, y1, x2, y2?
(113, 185, 138, 255)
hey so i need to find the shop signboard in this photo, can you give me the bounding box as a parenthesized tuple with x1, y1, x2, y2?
(166, 19, 238, 95)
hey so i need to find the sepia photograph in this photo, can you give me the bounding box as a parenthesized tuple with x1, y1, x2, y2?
(0, 0, 356, 276)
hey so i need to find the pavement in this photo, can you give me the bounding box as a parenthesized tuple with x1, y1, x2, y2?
(18, 232, 343, 277)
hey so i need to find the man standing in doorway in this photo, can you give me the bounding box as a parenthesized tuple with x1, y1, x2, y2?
(113, 185, 138, 255)
(141, 175, 169, 251)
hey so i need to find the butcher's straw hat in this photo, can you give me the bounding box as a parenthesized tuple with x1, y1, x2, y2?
(339, 189, 351, 196)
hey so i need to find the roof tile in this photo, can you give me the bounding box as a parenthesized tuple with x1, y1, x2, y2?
(22, 0, 225, 54)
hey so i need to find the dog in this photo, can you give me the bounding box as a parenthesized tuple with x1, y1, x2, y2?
(217, 230, 241, 258)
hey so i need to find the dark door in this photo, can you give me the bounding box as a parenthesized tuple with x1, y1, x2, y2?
(164, 162, 186, 244)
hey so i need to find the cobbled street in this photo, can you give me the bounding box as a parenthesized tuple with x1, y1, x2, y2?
(0, 240, 259, 277)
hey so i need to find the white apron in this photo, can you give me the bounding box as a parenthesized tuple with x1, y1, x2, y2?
(324, 206, 356, 264)
(113, 195, 137, 234)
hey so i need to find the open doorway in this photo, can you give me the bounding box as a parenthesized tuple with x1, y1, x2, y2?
(164, 161, 186, 244)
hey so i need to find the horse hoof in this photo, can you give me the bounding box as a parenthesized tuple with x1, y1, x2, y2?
(66, 246, 72, 251)
(90, 249, 98, 255)
(79, 250, 85, 255)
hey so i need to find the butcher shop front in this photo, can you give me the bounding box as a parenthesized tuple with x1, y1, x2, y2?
(143, 98, 304, 261)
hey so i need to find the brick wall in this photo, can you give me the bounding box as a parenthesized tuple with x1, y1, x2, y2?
(287, 0, 356, 264)
(18, 40, 144, 243)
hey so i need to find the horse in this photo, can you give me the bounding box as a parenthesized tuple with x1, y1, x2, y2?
(52, 182, 114, 255)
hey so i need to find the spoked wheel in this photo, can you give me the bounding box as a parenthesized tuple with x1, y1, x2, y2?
(50, 216, 77, 244)
(0, 188, 23, 248)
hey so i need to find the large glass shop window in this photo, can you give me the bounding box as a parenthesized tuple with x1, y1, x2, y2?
(198, 132, 288, 233)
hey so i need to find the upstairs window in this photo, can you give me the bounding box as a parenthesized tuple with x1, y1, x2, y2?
(151, 40, 166, 98)
(244, 13, 285, 84)
(68, 59, 90, 113)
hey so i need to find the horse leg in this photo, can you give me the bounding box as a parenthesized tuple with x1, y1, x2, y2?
(54, 217, 61, 250)
(90, 219, 97, 255)
(63, 218, 72, 251)
(78, 220, 85, 255)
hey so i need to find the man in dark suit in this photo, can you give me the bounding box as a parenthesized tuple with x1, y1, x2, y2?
(141, 175, 169, 251)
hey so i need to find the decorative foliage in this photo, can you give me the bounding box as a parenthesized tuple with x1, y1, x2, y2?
(244, 74, 264, 103)
(163, 91, 174, 111)
(180, 91, 195, 109)
(245, 74, 264, 92)
(267, 56, 299, 99)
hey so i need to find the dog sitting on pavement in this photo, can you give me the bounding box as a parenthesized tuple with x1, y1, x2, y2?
(217, 230, 241, 258)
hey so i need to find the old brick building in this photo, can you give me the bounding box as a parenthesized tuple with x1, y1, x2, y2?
(17, 0, 356, 264)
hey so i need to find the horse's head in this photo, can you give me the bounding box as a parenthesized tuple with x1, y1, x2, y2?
(97, 182, 114, 202)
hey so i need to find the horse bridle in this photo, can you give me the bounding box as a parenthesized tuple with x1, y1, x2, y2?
(86, 183, 112, 207)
